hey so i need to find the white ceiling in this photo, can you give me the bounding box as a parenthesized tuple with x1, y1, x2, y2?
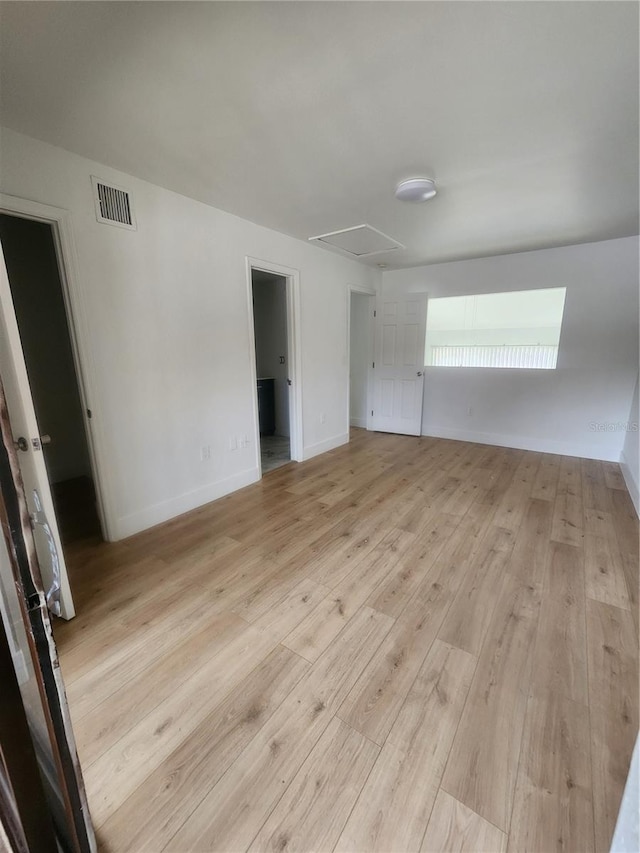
(0, 1, 637, 269)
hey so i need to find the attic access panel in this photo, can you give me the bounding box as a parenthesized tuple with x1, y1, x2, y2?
(308, 224, 404, 257)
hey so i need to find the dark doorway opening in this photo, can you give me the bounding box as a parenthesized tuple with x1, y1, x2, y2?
(0, 215, 102, 545)
(251, 270, 291, 474)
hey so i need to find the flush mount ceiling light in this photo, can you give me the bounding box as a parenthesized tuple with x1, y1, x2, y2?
(395, 178, 437, 202)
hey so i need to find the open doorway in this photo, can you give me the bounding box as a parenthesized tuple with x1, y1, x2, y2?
(0, 214, 102, 546)
(349, 289, 374, 431)
(251, 269, 292, 473)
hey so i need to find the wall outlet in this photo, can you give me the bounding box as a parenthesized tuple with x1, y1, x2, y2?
(320, 413, 326, 424)
(201, 445, 211, 461)
(229, 436, 237, 451)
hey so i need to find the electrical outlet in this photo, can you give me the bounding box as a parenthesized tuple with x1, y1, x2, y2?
(201, 445, 211, 461)
(229, 436, 237, 451)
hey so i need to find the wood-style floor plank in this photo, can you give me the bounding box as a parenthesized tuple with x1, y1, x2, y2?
(608, 488, 639, 637)
(504, 497, 552, 589)
(422, 789, 507, 853)
(529, 542, 588, 704)
(584, 509, 632, 611)
(582, 458, 613, 513)
(84, 622, 285, 827)
(437, 525, 514, 656)
(247, 717, 379, 853)
(165, 607, 393, 852)
(441, 577, 541, 831)
(334, 640, 476, 853)
(337, 554, 470, 745)
(587, 599, 638, 852)
(551, 456, 584, 548)
(98, 646, 310, 853)
(282, 528, 414, 661)
(51, 432, 637, 853)
(72, 610, 247, 765)
(509, 691, 594, 853)
(531, 452, 561, 502)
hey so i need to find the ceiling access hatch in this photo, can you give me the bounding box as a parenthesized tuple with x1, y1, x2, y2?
(308, 224, 404, 257)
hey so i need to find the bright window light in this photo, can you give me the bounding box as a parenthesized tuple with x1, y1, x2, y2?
(425, 287, 567, 370)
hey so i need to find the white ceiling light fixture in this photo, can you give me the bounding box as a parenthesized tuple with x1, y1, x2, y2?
(395, 177, 437, 202)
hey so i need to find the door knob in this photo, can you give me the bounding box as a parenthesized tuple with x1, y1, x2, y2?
(14, 436, 28, 452)
(416, 371, 423, 377)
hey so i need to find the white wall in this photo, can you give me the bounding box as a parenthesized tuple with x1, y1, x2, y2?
(252, 273, 289, 437)
(0, 128, 379, 539)
(349, 292, 371, 428)
(383, 237, 639, 462)
(620, 374, 639, 515)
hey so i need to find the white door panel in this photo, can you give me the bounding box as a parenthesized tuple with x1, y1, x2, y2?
(0, 242, 75, 619)
(371, 294, 427, 436)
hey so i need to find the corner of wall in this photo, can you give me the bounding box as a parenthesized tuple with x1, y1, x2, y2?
(303, 432, 349, 461)
(619, 450, 640, 518)
(113, 466, 260, 540)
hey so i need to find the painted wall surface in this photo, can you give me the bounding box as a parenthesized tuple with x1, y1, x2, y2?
(0, 128, 378, 539)
(349, 292, 371, 428)
(0, 215, 92, 483)
(252, 274, 289, 437)
(621, 374, 639, 515)
(383, 237, 639, 461)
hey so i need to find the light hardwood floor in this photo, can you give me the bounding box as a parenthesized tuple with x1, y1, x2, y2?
(53, 430, 639, 853)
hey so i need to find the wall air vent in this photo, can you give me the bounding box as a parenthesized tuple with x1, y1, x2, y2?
(308, 224, 404, 258)
(91, 176, 136, 230)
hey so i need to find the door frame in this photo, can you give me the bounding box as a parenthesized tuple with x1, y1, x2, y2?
(346, 284, 376, 434)
(0, 379, 96, 851)
(0, 193, 114, 541)
(245, 257, 303, 475)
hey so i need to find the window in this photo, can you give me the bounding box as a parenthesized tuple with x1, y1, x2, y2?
(424, 287, 566, 370)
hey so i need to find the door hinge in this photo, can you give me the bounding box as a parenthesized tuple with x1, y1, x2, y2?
(371, 409, 374, 416)
(86, 408, 92, 419)
(372, 361, 375, 369)
(373, 310, 377, 317)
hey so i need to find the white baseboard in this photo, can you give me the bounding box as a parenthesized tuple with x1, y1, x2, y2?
(114, 467, 260, 540)
(620, 451, 640, 517)
(422, 424, 621, 463)
(350, 417, 367, 428)
(303, 432, 350, 461)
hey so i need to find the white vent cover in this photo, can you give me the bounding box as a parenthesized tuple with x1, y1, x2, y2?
(91, 176, 136, 230)
(308, 224, 404, 257)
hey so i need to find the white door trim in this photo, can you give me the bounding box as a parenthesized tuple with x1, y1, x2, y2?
(0, 193, 115, 540)
(245, 257, 303, 474)
(347, 285, 376, 434)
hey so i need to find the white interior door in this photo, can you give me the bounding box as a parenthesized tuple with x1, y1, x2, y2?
(371, 293, 428, 436)
(0, 242, 75, 619)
